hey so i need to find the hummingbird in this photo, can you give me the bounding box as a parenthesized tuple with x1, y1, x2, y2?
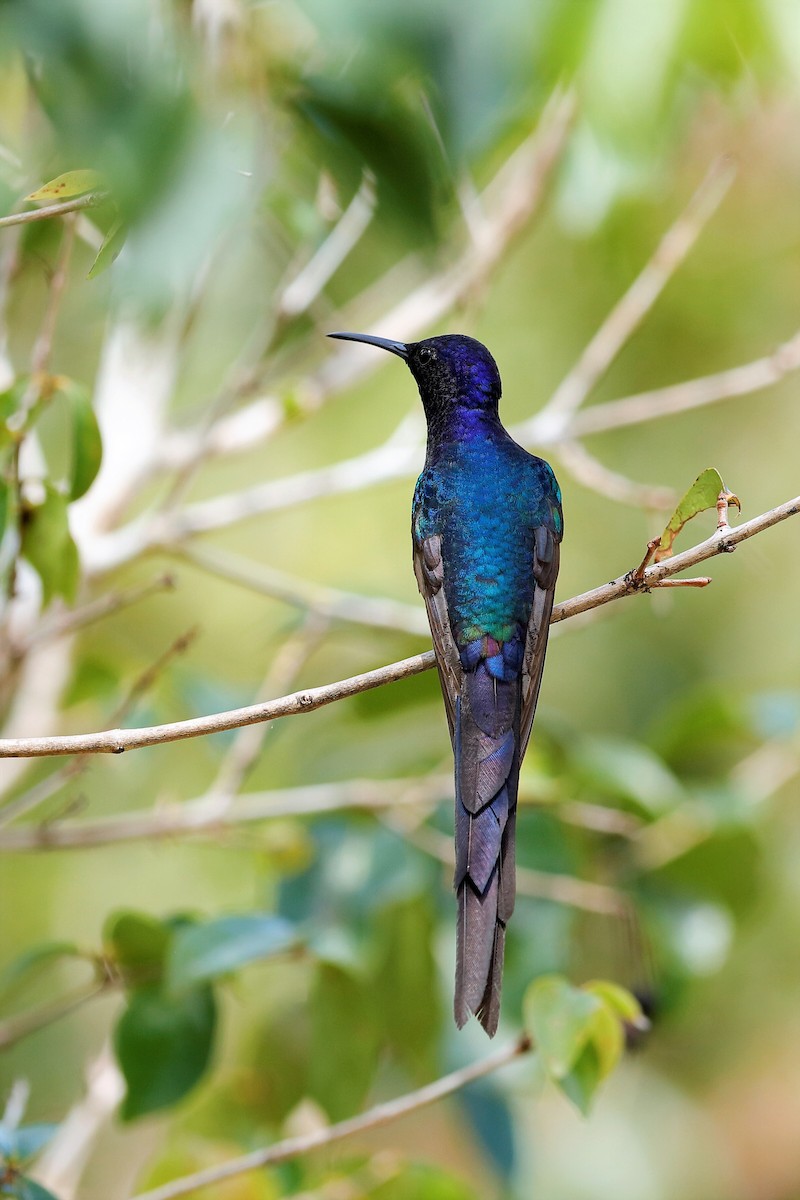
(328, 331, 563, 1035)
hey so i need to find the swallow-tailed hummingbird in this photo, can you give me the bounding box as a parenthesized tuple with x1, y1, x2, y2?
(328, 331, 563, 1035)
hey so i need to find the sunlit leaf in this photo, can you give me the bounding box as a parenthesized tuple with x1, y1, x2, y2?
(115, 983, 216, 1120)
(655, 467, 739, 560)
(524, 975, 601, 1078)
(559, 1038, 602, 1116)
(166, 914, 296, 995)
(19, 484, 79, 606)
(25, 169, 106, 202)
(584, 980, 643, 1026)
(87, 216, 126, 279)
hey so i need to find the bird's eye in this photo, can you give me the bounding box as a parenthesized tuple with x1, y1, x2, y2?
(417, 346, 434, 364)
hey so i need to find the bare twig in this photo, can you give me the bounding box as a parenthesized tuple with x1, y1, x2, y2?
(0, 774, 636, 856)
(0, 980, 109, 1050)
(528, 156, 736, 440)
(178, 543, 429, 636)
(33, 1048, 125, 1200)
(205, 612, 329, 802)
(403, 821, 628, 916)
(132, 1036, 532, 1200)
(23, 573, 176, 649)
(567, 329, 800, 438)
(555, 440, 675, 510)
(78, 92, 575, 573)
(276, 172, 376, 321)
(0, 192, 110, 230)
(0, 624, 198, 827)
(0, 494, 796, 760)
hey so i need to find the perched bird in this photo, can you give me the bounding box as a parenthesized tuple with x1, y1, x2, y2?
(328, 331, 563, 1035)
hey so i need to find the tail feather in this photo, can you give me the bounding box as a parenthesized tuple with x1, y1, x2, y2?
(454, 659, 521, 1036)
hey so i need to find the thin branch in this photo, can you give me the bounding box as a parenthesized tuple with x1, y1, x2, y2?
(403, 822, 628, 916)
(178, 543, 429, 636)
(568, 328, 800, 438)
(23, 573, 176, 649)
(0, 495, 796, 761)
(527, 156, 736, 440)
(132, 1036, 531, 1200)
(0, 625, 199, 827)
(0, 777, 444, 851)
(79, 92, 575, 573)
(0, 980, 109, 1050)
(276, 172, 376, 321)
(0, 191, 110, 230)
(205, 612, 329, 802)
(555, 439, 675, 510)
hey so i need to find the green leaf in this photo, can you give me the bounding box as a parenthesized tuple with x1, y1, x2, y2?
(104, 911, 171, 986)
(166, 913, 295, 995)
(114, 983, 216, 1120)
(524, 975, 601, 1078)
(655, 467, 739, 560)
(309, 963, 380, 1120)
(58, 381, 102, 501)
(572, 735, 684, 814)
(373, 895, 441, 1076)
(0, 941, 82, 995)
(584, 981, 643, 1026)
(19, 484, 79, 607)
(527, 978, 634, 1114)
(26, 170, 106, 202)
(87, 217, 126, 279)
(559, 1038, 603, 1116)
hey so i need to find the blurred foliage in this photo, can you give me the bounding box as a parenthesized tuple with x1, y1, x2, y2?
(0, 1, 799, 1199)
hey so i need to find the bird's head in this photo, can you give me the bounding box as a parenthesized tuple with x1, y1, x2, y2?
(327, 332, 502, 425)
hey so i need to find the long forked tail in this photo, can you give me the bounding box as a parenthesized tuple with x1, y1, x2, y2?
(453, 644, 521, 1036)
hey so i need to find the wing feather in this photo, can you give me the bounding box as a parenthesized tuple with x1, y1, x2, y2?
(412, 533, 462, 741)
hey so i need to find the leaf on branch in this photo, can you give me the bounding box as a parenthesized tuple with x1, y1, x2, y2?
(0, 941, 83, 996)
(25, 170, 106, 202)
(87, 216, 126, 279)
(104, 910, 171, 986)
(19, 484, 79, 607)
(60, 380, 103, 500)
(166, 913, 296, 995)
(524, 974, 641, 1113)
(655, 467, 739, 561)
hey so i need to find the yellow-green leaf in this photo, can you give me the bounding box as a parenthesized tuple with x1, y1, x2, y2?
(524, 975, 601, 1078)
(87, 216, 126, 279)
(26, 170, 106, 202)
(585, 980, 644, 1026)
(655, 468, 739, 560)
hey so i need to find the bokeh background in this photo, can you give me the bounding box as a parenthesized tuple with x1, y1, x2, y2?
(1, 0, 799, 1197)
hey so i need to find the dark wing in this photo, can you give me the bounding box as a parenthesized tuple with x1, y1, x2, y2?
(520, 524, 560, 754)
(412, 531, 462, 742)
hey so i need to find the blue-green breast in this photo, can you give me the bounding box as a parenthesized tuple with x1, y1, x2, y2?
(413, 434, 562, 646)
